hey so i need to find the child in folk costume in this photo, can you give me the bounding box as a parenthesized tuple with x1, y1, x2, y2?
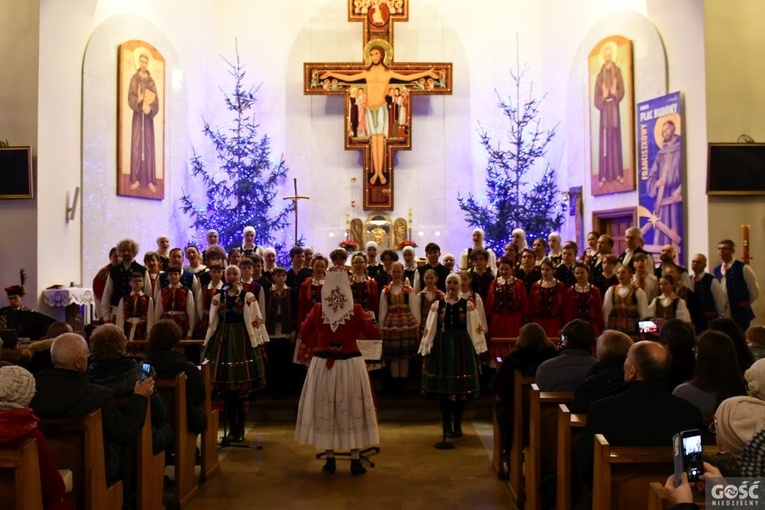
(632, 252, 659, 304)
(155, 266, 196, 339)
(515, 248, 542, 297)
(143, 251, 162, 299)
(647, 274, 692, 323)
(460, 270, 488, 335)
(295, 254, 328, 365)
(239, 257, 267, 317)
(417, 269, 445, 338)
(294, 267, 381, 476)
(116, 271, 155, 341)
(564, 262, 604, 337)
(486, 257, 528, 339)
(529, 258, 567, 338)
(265, 267, 294, 398)
(419, 273, 488, 438)
(379, 262, 420, 397)
(350, 252, 380, 319)
(193, 262, 224, 339)
(603, 265, 650, 338)
(401, 246, 420, 291)
(202, 265, 269, 443)
(468, 248, 495, 302)
(592, 254, 620, 297)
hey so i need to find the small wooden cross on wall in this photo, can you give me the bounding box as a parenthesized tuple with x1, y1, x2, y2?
(304, 0, 453, 211)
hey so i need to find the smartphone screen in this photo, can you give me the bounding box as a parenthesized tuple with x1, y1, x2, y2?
(141, 362, 151, 381)
(673, 429, 702, 486)
(638, 320, 657, 333)
(682, 432, 703, 481)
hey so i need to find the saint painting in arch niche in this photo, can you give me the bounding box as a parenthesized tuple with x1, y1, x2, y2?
(320, 40, 438, 186)
(118, 40, 165, 200)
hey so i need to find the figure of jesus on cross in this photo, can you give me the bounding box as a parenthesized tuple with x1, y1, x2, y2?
(304, 0, 452, 210)
(321, 46, 438, 186)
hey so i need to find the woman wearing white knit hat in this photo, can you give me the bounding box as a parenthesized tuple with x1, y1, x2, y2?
(0, 365, 72, 509)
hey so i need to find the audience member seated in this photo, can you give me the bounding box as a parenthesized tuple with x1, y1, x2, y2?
(659, 319, 697, 391)
(673, 330, 746, 414)
(709, 318, 755, 373)
(143, 319, 207, 435)
(492, 323, 557, 458)
(535, 319, 597, 391)
(27, 322, 74, 374)
(87, 324, 173, 454)
(30, 333, 153, 484)
(746, 325, 765, 361)
(577, 341, 702, 490)
(0, 365, 73, 510)
(744, 358, 765, 401)
(569, 330, 633, 413)
(706, 395, 765, 476)
(0, 329, 30, 367)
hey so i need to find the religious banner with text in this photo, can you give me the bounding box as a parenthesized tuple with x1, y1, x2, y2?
(637, 91, 684, 264)
(304, 0, 452, 210)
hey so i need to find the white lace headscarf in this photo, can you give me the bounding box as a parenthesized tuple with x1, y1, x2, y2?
(321, 267, 355, 332)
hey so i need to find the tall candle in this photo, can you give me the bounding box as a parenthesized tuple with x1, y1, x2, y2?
(743, 224, 750, 244)
(346, 210, 351, 230)
(408, 208, 413, 228)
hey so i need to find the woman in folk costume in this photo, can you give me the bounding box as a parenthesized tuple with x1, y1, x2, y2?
(417, 269, 445, 338)
(647, 274, 692, 323)
(485, 256, 528, 338)
(419, 273, 488, 439)
(350, 252, 380, 320)
(459, 228, 497, 272)
(202, 265, 269, 443)
(294, 254, 328, 365)
(563, 262, 605, 337)
(295, 267, 381, 476)
(529, 257, 567, 338)
(379, 262, 420, 398)
(602, 264, 650, 339)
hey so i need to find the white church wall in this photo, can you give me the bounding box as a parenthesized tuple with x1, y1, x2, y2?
(705, 0, 765, 324)
(539, 0, 707, 265)
(0, 0, 38, 306)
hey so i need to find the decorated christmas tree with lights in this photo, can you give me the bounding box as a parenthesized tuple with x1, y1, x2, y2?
(458, 66, 563, 254)
(180, 47, 292, 255)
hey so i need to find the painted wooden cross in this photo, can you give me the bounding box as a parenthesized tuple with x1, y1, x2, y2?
(304, 0, 452, 210)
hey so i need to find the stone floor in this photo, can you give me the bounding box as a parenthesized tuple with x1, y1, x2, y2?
(186, 419, 512, 509)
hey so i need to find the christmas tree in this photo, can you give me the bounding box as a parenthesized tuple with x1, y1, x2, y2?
(457, 66, 563, 255)
(180, 47, 292, 259)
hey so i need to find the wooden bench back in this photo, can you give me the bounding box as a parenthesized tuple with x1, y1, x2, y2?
(509, 370, 535, 506)
(592, 434, 674, 510)
(156, 372, 199, 509)
(198, 360, 220, 483)
(38, 409, 123, 510)
(0, 438, 43, 510)
(526, 385, 573, 510)
(115, 395, 165, 510)
(556, 404, 588, 510)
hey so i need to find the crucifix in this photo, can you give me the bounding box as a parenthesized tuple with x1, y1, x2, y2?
(283, 177, 310, 245)
(304, 0, 452, 210)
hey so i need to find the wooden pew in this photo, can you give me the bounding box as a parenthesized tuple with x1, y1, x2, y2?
(156, 372, 199, 509)
(592, 434, 674, 510)
(0, 438, 43, 510)
(115, 395, 165, 510)
(38, 410, 123, 510)
(198, 360, 220, 483)
(509, 371, 535, 507)
(556, 404, 588, 510)
(525, 385, 573, 510)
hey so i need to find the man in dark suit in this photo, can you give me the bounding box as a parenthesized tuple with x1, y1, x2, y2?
(714, 239, 760, 332)
(617, 227, 649, 271)
(30, 333, 153, 483)
(576, 340, 702, 489)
